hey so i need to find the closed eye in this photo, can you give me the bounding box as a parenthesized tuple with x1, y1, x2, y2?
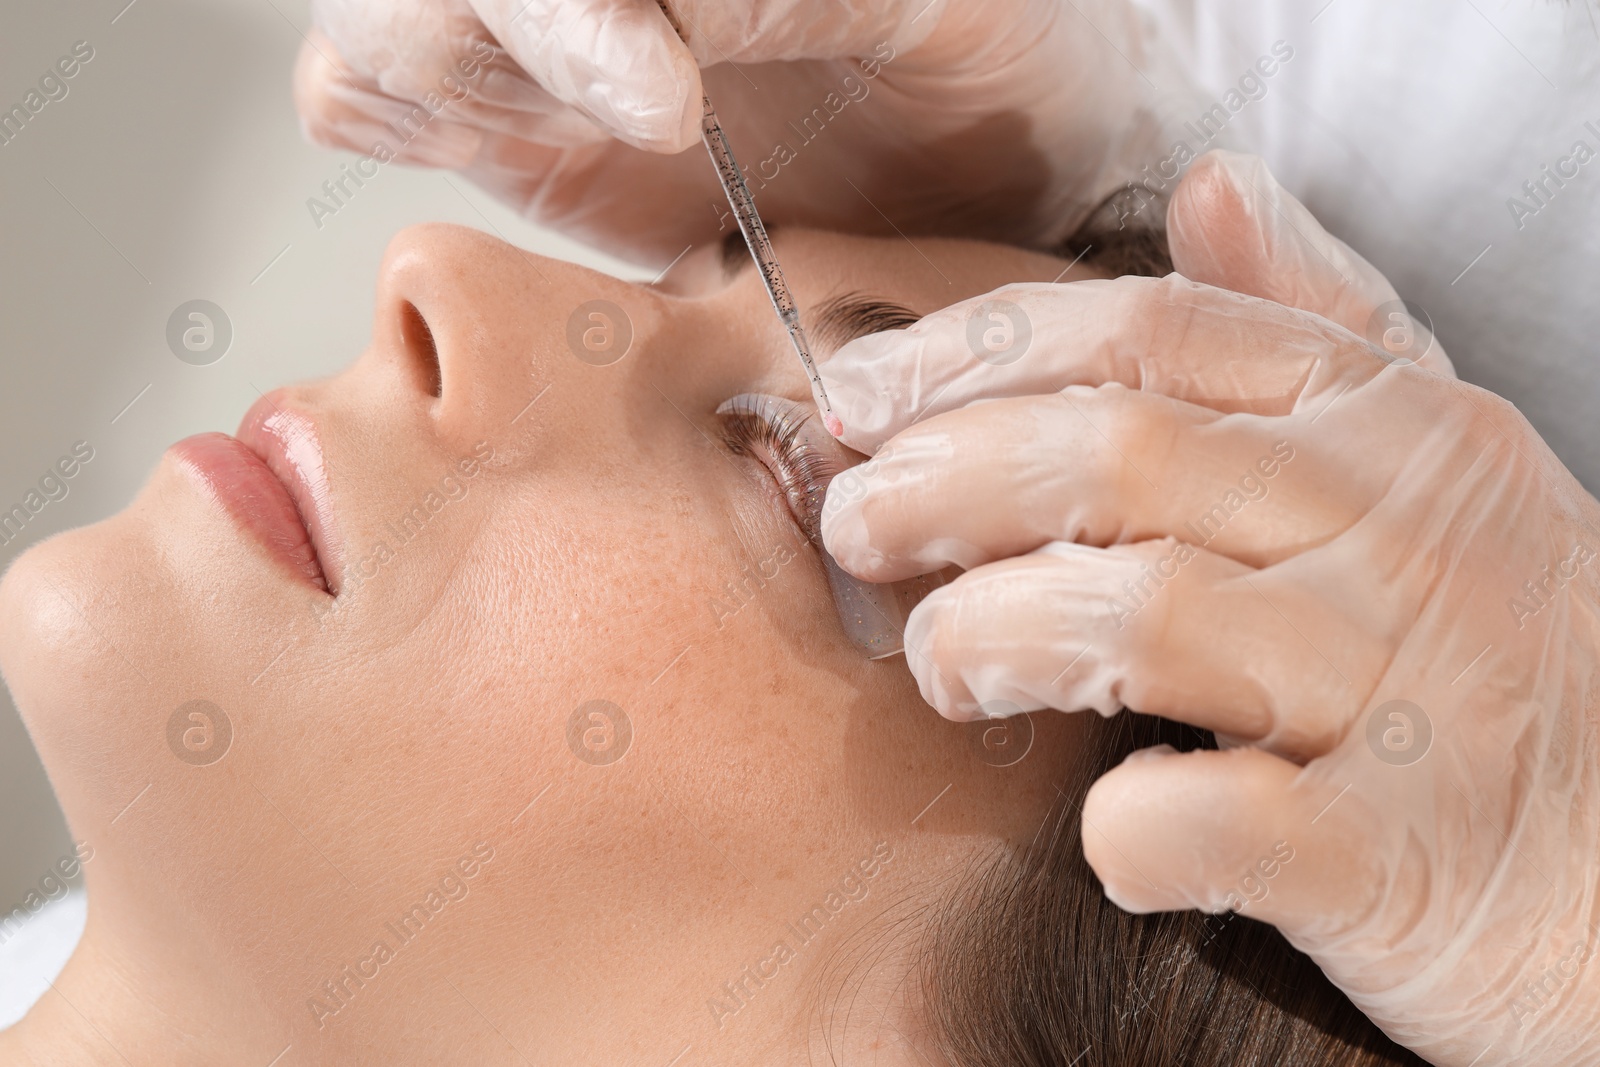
(810, 292, 921, 353)
(716, 393, 834, 544)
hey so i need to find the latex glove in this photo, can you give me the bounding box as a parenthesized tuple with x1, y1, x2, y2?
(819, 150, 1600, 1065)
(293, 0, 1187, 264)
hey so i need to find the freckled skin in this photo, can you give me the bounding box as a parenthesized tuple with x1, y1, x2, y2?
(0, 227, 1099, 1067)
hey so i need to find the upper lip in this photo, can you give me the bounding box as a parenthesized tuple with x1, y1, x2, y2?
(236, 392, 343, 594)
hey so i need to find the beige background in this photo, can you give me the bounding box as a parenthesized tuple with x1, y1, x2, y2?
(0, 0, 644, 907)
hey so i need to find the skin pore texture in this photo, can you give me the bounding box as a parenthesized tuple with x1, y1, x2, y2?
(0, 227, 1102, 1066)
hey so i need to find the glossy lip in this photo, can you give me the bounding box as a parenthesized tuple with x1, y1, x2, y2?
(237, 394, 342, 593)
(169, 393, 342, 594)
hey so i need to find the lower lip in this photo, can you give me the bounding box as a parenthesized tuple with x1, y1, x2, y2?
(170, 432, 330, 592)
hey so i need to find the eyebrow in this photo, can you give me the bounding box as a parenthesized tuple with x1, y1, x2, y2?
(719, 226, 752, 276)
(809, 293, 922, 352)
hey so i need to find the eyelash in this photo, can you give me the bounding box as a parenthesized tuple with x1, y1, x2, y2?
(717, 399, 836, 543)
(712, 295, 916, 540)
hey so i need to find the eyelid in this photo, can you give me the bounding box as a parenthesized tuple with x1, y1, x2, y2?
(714, 393, 945, 659)
(715, 393, 832, 542)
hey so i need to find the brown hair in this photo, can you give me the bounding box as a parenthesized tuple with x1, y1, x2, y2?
(915, 212, 1424, 1066)
(917, 712, 1428, 1066)
(1054, 189, 1178, 279)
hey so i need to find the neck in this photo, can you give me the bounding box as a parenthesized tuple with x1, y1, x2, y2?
(1, 907, 936, 1066)
(0, 909, 282, 1066)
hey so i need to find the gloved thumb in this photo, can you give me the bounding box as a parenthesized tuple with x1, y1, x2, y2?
(1081, 745, 1380, 946)
(1167, 150, 1452, 376)
(469, 0, 701, 152)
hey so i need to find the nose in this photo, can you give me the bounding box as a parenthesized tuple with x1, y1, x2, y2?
(365, 222, 659, 452)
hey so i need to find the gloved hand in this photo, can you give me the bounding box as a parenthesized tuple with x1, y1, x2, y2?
(293, 0, 1185, 264)
(818, 150, 1600, 1065)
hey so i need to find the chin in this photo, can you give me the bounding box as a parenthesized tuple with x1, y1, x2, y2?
(1, 510, 140, 705)
(0, 456, 290, 802)
(0, 512, 157, 823)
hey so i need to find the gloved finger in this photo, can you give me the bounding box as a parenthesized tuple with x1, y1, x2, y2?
(818, 275, 1382, 454)
(315, 0, 492, 107)
(903, 540, 1384, 761)
(1081, 745, 1383, 945)
(1168, 150, 1454, 378)
(294, 37, 382, 154)
(823, 385, 1343, 583)
(468, 0, 701, 152)
(295, 36, 484, 168)
(666, 0, 937, 64)
(460, 130, 715, 265)
(296, 28, 607, 160)
(445, 81, 615, 147)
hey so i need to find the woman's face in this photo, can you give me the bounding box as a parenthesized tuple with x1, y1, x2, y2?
(0, 226, 1087, 1062)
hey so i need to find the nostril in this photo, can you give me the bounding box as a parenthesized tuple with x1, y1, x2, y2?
(400, 301, 442, 399)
